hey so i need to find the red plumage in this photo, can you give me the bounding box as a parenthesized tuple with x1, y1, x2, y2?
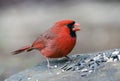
(12, 20, 80, 58)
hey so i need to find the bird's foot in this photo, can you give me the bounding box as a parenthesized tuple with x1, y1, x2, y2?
(47, 65, 58, 69)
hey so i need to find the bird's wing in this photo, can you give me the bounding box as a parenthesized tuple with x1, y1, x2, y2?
(32, 30, 56, 50)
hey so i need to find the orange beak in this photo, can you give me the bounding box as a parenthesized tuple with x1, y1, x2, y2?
(72, 23, 81, 31)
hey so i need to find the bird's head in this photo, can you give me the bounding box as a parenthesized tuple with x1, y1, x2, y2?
(55, 20, 80, 37)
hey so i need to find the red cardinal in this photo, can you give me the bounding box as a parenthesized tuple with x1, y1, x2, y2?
(12, 20, 80, 68)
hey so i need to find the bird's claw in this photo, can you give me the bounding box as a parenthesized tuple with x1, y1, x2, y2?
(48, 65, 58, 69)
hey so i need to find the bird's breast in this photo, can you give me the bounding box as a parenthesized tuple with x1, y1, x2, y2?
(56, 35, 76, 55)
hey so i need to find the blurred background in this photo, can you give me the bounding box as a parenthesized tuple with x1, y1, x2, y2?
(0, 0, 120, 80)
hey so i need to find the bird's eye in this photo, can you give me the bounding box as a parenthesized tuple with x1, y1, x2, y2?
(66, 21, 75, 28)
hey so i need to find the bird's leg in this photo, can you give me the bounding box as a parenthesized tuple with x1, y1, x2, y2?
(65, 56, 72, 61)
(46, 58, 50, 68)
(45, 57, 57, 69)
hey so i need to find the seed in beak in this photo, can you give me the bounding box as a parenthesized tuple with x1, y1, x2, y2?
(72, 23, 80, 31)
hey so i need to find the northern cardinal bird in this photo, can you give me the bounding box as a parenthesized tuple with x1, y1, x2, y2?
(12, 20, 80, 68)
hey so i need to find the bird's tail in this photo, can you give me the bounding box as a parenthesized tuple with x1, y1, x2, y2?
(12, 46, 33, 55)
